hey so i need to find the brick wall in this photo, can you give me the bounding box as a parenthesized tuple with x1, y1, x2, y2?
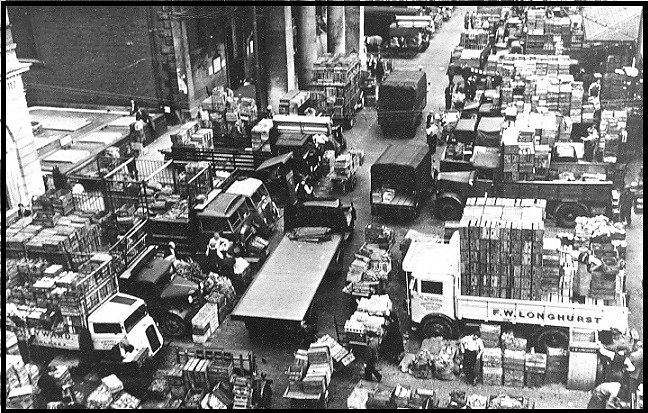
(9, 6, 159, 108)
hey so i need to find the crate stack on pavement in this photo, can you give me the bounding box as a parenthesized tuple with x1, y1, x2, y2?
(525, 352, 547, 388)
(481, 324, 503, 386)
(460, 197, 547, 301)
(569, 82, 584, 122)
(191, 302, 220, 344)
(286, 343, 333, 401)
(345, 225, 394, 297)
(501, 331, 528, 388)
(279, 90, 311, 115)
(170, 121, 201, 148)
(545, 347, 569, 384)
(250, 118, 274, 151)
(316, 334, 356, 368)
(599, 110, 627, 163)
(309, 52, 361, 121)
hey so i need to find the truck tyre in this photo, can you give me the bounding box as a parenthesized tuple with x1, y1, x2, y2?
(535, 328, 570, 354)
(555, 203, 588, 228)
(436, 196, 463, 221)
(420, 316, 457, 340)
(160, 313, 188, 338)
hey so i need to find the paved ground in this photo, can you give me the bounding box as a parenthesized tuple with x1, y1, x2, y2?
(133, 6, 644, 408)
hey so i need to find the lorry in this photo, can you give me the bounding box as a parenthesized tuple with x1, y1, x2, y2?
(378, 71, 427, 139)
(119, 245, 204, 338)
(146, 168, 277, 258)
(402, 232, 629, 352)
(230, 198, 354, 339)
(7, 254, 164, 367)
(370, 144, 433, 220)
(387, 15, 434, 57)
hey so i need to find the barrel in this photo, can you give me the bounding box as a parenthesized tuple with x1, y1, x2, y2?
(545, 347, 568, 384)
(567, 328, 599, 391)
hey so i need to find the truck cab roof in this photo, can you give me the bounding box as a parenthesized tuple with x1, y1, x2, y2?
(226, 178, 263, 198)
(87, 293, 145, 324)
(402, 233, 460, 278)
(198, 193, 247, 218)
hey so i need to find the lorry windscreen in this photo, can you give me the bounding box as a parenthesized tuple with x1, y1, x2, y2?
(124, 304, 148, 333)
(93, 323, 122, 334)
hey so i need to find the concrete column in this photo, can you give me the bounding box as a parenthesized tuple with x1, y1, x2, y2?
(170, 6, 194, 119)
(345, 6, 366, 68)
(327, 6, 345, 55)
(296, 5, 318, 89)
(5, 14, 44, 206)
(261, 6, 296, 111)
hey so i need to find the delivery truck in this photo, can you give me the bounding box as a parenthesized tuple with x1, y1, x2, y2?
(402, 233, 629, 352)
(370, 144, 433, 220)
(378, 70, 427, 139)
(230, 198, 353, 339)
(7, 254, 164, 366)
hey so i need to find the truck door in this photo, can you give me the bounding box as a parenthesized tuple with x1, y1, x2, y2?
(409, 275, 455, 324)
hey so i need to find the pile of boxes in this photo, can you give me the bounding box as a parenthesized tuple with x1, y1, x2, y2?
(191, 302, 219, 344)
(459, 197, 547, 301)
(279, 90, 311, 115)
(250, 118, 273, 151)
(286, 343, 333, 398)
(502, 127, 536, 182)
(170, 121, 201, 147)
(481, 323, 503, 386)
(524, 352, 547, 388)
(200, 87, 258, 134)
(599, 110, 627, 162)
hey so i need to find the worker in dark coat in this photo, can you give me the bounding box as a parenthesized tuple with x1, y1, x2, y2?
(380, 312, 405, 363)
(364, 333, 382, 382)
(445, 83, 453, 110)
(619, 187, 634, 226)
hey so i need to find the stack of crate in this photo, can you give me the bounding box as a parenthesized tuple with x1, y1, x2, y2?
(547, 81, 560, 112)
(310, 52, 360, 118)
(170, 121, 200, 147)
(279, 90, 310, 115)
(582, 103, 596, 123)
(459, 197, 546, 300)
(534, 145, 551, 179)
(559, 116, 572, 142)
(460, 29, 489, 50)
(191, 302, 219, 344)
(232, 376, 252, 409)
(503, 349, 526, 388)
(545, 347, 568, 384)
(540, 113, 558, 147)
(517, 143, 535, 181)
(525, 352, 547, 388)
(570, 82, 584, 122)
(301, 343, 332, 397)
(250, 119, 273, 151)
(540, 237, 561, 298)
(190, 128, 214, 149)
(482, 347, 504, 386)
(502, 127, 520, 182)
(558, 83, 572, 116)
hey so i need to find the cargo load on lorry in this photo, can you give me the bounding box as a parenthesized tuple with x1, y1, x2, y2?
(402, 196, 628, 354)
(378, 71, 427, 138)
(371, 144, 432, 219)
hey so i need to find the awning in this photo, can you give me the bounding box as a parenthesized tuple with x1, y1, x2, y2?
(256, 152, 294, 171)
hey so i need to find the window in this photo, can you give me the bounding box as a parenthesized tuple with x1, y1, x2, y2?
(124, 304, 148, 333)
(251, 191, 263, 206)
(212, 56, 222, 74)
(7, 6, 40, 62)
(93, 323, 122, 335)
(420, 280, 443, 295)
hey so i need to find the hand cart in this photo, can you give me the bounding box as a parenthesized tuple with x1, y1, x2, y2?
(330, 150, 364, 193)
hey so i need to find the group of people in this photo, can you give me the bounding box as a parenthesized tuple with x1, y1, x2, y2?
(367, 54, 387, 83)
(364, 312, 405, 382)
(204, 232, 245, 295)
(588, 339, 643, 409)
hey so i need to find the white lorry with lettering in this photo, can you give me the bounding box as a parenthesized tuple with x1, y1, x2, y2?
(7, 254, 164, 366)
(402, 233, 629, 352)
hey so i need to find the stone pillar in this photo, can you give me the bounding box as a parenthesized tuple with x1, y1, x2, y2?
(345, 6, 366, 68)
(296, 5, 318, 89)
(327, 6, 345, 55)
(261, 6, 296, 112)
(5, 14, 44, 208)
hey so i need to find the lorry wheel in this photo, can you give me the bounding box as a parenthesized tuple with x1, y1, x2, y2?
(555, 203, 588, 228)
(160, 313, 187, 338)
(436, 197, 463, 221)
(535, 328, 570, 354)
(421, 316, 456, 339)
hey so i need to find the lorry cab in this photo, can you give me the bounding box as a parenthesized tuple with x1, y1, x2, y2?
(402, 234, 460, 339)
(226, 177, 279, 236)
(196, 192, 256, 248)
(119, 245, 203, 337)
(284, 198, 354, 238)
(87, 293, 163, 362)
(255, 152, 297, 208)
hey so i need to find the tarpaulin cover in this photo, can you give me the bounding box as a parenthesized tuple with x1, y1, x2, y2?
(476, 117, 504, 147)
(371, 144, 431, 200)
(379, 71, 427, 112)
(452, 118, 478, 143)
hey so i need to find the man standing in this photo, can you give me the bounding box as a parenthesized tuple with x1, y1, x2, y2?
(589, 74, 602, 98)
(619, 186, 634, 226)
(365, 333, 382, 382)
(460, 332, 484, 385)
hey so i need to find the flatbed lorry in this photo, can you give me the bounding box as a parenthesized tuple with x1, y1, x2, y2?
(230, 199, 353, 338)
(402, 233, 629, 352)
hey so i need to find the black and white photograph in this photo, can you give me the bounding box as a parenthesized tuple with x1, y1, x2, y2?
(3, 2, 643, 409)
